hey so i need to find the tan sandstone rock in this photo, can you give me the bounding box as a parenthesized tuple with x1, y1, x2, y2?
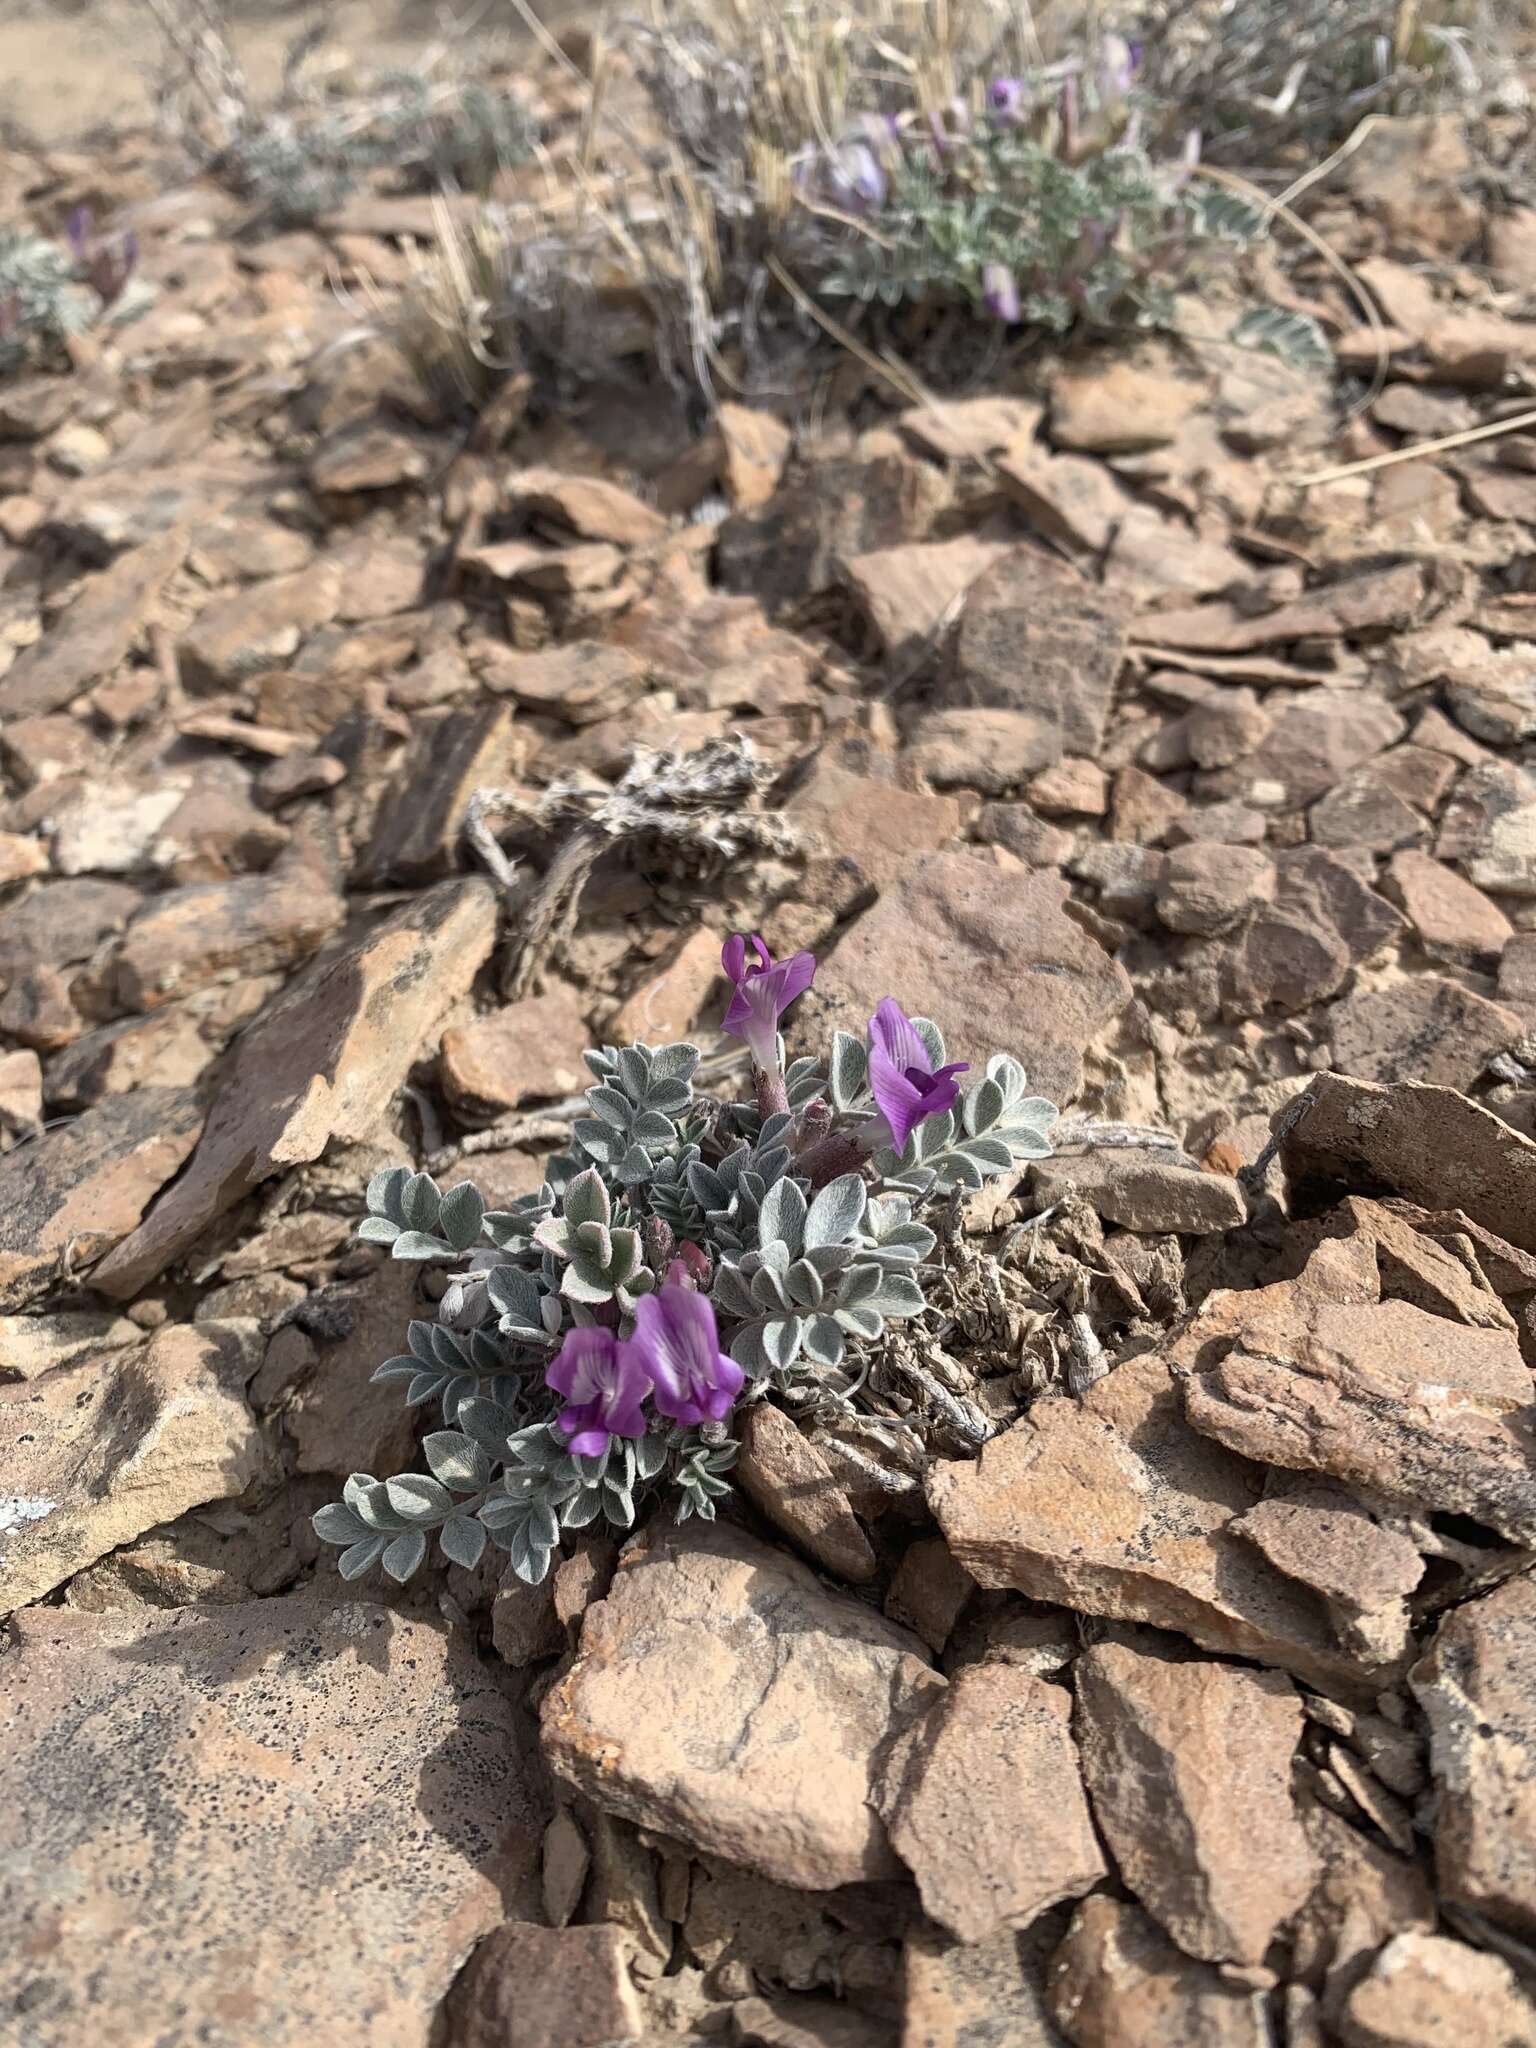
(1048, 1897, 1268, 2048)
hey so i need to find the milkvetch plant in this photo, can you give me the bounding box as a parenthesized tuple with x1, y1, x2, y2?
(314, 934, 1058, 1588)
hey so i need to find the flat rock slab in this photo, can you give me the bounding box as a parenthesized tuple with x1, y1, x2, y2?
(1049, 1898, 1269, 2048)
(92, 878, 496, 1299)
(0, 1085, 203, 1308)
(1279, 1073, 1536, 1256)
(0, 1320, 269, 1616)
(0, 1595, 545, 2047)
(1412, 1575, 1536, 1943)
(1073, 1644, 1314, 1966)
(874, 1662, 1105, 1942)
(540, 1519, 942, 1890)
(804, 854, 1131, 1108)
(0, 526, 187, 717)
(929, 1354, 1383, 1693)
(1181, 1296, 1536, 1544)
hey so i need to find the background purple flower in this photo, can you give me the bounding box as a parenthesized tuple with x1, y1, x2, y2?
(983, 262, 1021, 323)
(545, 1327, 652, 1457)
(989, 76, 1028, 124)
(721, 933, 816, 1072)
(632, 1282, 744, 1427)
(867, 997, 969, 1152)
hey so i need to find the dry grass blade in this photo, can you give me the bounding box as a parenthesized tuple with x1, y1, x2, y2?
(1289, 403, 1536, 486)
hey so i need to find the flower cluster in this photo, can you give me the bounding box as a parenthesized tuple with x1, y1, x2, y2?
(314, 933, 1057, 1587)
(0, 210, 142, 373)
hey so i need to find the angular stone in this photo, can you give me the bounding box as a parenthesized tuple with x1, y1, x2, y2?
(1029, 758, 1109, 818)
(180, 561, 342, 687)
(0, 1321, 269, 1615)
(0, 965, 82, 1051)
(0, 1310, 142, 1382)
(840, 535, 1011, 663)
(884, 1539, 976, 1654)
(905, 708, 1062, 793)
(874, 1663, 1104, 1943)
(0, 1595, 544, 2047)
(736, 1404, 877, 1583)
(901, 1920, 1063, 2048)
(1181, 1295, 1536, 1544)
(1050, 359, 1199, 453)
(717, 453, 949, 612)
(1222, 850, 1405, 1019)
(309, 422, 441, 493)
(607, 928, 724, 1046)
(929, 1354, 1382, 1692)
(1291, 1805, 1436, 2023)
(787, 751, 962, 901)
(45, 1007, 211, 1110)
(1279, 1073, 1536, 1257)
(1048, 1898, 1268, 2048)
(0, 1086, 203, 1309)
(477, 640, 647, 725)
(1411, 1574, 1536, 1942)
(358, 706, 523, 884)
(1110, 765, 1188, 847)
(807, 855, 1130, 1108)
(92, 879, 497, 1299)
(1156, 843, 1274, 936)
(1, 527, 187, 717)
(1138, 565, 1427, 659)
(898, 397, 1043, 462)
(996, 445, 1129, 553)
(1201, 691, 1407, 811)
(440, 990, 589, 1119)
(1385, 851, 1513, 968)
(444, 1922, 643, 2048)
(1231, 1476, 1422, 1668)
(1324, 977, 1521, 1092)
(1338, 1932, 1536, 2048)
(0, 1048, 42, 1145)
(113, 867, 346, 1011)
(49, 777, 188, 877)
(1309, 774, 1426, 857)
(507, 466, 669, 547)
(1074, 1644, 1314, 1965)
(1030, 1150, 1245, 1235)
(942, 551, 1125, 759)
(0, 829, 47, 882)
(733, 1991, 887, 2048)
(540, 1520, 941, 1890)
(281, 1263, 430, 1480)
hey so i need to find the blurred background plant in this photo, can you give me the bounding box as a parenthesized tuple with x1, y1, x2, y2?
(0, 206, 147, 374)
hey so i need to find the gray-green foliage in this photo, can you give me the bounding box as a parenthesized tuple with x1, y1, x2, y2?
(314, 1016, 1056, 1590)
(0, 228, 148, 374)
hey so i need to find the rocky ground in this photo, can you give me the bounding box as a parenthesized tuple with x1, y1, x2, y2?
(7, 39, 1536, 2048)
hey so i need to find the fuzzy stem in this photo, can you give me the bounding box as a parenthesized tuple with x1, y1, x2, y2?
(755, 1064, 790, 1120)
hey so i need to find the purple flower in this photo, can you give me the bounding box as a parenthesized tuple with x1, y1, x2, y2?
(867, 997, 969, 1153)
(631, 1281, 745, 1428)
(66, 206, 93, 263)
(982, 262, 1021, 324)
(545, 1327, 652, 1457)
(1098, 33, 1137, 107)
(721, 933, 816, 1072)
(826, 138, 888, 214)
(989, 76, 1028, 124)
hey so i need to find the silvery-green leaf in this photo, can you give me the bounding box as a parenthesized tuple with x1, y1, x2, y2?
(966, 1135, 1015, 1171)
(508, 1527, 553, 1584)
(762, 1316, 803, 1371)
(838, 1263, 882, 1307)
(786, 1258, 825, 1309)
(338, 1534, 389, 1580)
(630, 1111, 676, 1147)
(406, 1370, 447, 1406)
(962, 1077, 1005, 1138)
(313, 1502, 367, 1545)
(866, 1272, 926, 1316)
(801, 1244, 855, 1280)
(528, 1498, 561, 1550)
(586, 1085, 633, 1128)
(400, 1171, 441, 1232)
(385, 1473, 453, 1523)
(829, 1030, 869, 1112)
(423, 1430, 492, 1491)
(615, 1143, 655, 1183)
(390, 1230, 454, 1260)
(477, 1493, 530, 1530)
(428, 1324, 464, 1367)
(564, 1260, 616, 1304)
(912, 1016, 946, 1068)
(800, 1315, 845, 1368)
(367, 1165, 411, 1221)
(616, 1046, 651, 1099)
(648, 1041, 700, 1084)
(347, 1478, 397, 1530)
(382, 1529, 429, 1582)
(371, 1355, 419, 1384)
(488, 1265, 544, 1329)
(438, 1181, 486, 1251)
(756, 1175, 807, 1257)
(688, 1161, 728, 1208)
(749, 1264, 790, 1310)
(560, 1488, 604, 1528)
(356, 1215, 402, 1244)
(712, 1264, 757, 1318)
(646, 1080, 693, 1116)
(564, 1167, 611, 1228)
(836, 1304, 883, 1339)
(574, 1120, 619, 1164)
(439, 1515, 487, 1569)
(635, 1433, 668, 1481)
(804, 1173, 866, 1249)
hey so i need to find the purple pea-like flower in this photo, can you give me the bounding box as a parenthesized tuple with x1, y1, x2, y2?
(982, 262, 1021, 324)
(827, 138, 888, 214)
(66, 206, 93, 263)
(632, 1280, 745, 1428)
(989, 76, 1028, 124)
(545, 1326, 652, 1458)
(867, 997, 969, 1153)
(721, 933, 816, 1073)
